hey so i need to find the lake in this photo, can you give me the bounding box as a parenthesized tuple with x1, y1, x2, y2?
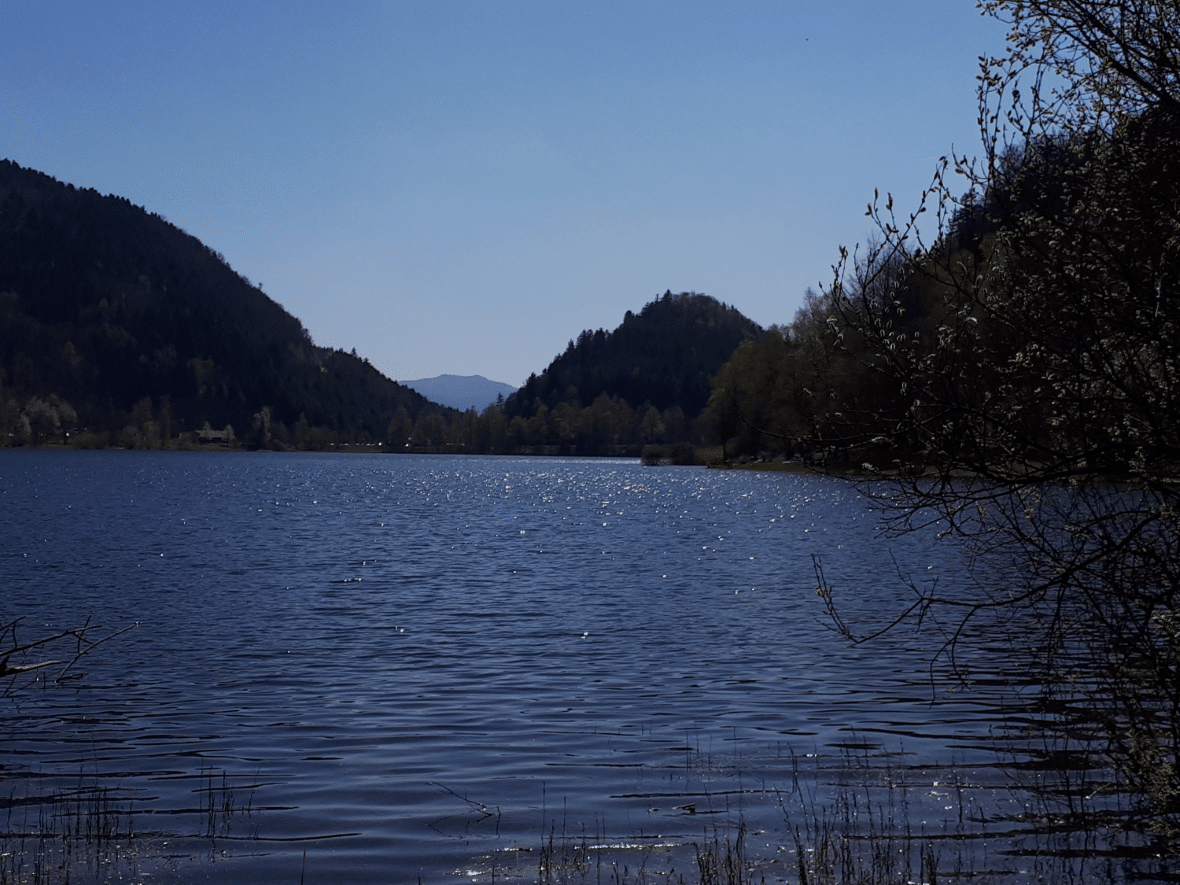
(0, 451, 1160, 883)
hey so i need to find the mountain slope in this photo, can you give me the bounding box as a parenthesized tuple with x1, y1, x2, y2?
(0, 159, 448, 445)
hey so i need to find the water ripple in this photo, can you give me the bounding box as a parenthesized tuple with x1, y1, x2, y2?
(2, 451, 1036, 883)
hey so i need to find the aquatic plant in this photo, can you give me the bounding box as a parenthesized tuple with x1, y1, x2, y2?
(0, 767, 261, 885)
(0, 782, 138, 885)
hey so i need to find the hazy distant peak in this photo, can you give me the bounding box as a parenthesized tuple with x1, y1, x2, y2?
(402, 374, 516, 412)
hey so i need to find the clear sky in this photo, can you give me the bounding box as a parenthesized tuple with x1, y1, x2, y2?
(1, 1, 1009, 388)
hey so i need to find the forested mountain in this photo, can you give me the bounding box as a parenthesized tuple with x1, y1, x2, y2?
(0, 161, 759, 456)
(490, 292, 760, 455)
(512, 292, 760, 418)
(0, 160, 450, 448)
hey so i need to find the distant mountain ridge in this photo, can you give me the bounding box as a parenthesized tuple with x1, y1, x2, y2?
(0, 159, 450, 447)
(402, 374, 516, 413)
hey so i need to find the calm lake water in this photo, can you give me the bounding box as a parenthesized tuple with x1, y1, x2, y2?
(0, 451, 1162, 883)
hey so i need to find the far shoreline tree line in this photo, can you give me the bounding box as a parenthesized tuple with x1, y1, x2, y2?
(0, 377, 712, 458)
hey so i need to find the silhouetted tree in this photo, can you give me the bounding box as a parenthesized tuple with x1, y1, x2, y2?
(822, 0, 1180, 842)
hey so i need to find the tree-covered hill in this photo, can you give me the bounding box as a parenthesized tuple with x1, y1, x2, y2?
(497, 291, 761, 454)
(0, 160, 450, 447)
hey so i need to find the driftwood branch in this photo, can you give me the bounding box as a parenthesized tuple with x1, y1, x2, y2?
(1, 616, 136, 689)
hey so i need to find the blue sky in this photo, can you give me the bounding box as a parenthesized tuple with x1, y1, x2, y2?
(1, 1, 1009, 388)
